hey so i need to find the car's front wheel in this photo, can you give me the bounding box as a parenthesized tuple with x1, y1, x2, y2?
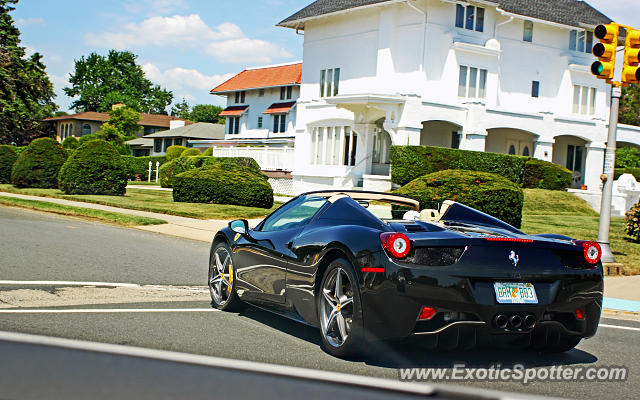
(208, 241, 243, 311)
(317, 258, 364, 358)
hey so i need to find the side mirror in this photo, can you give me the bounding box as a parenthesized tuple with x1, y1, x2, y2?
(229, 219, 249, 235)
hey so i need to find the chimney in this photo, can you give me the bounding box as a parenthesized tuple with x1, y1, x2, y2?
(111, 102, 125, 110)
(170, 120, 186, 130)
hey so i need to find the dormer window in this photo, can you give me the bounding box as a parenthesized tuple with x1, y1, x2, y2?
(569, 30, 594, 53)
(455, 3, 484, 32)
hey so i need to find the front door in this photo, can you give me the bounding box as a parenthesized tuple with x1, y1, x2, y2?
(566, 144, 585, 188)
(507, 140, 532, 157)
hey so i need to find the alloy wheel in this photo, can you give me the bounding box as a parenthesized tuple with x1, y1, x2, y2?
(209, 246, 234, 306)
(320, 267, 354, 347)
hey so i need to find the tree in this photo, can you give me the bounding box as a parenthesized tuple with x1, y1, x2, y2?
(620, 84, 640, 127)
(64, 50, 173, 114)
(95, 106, 140, 153)
(0, 0, 57, 146)
(171, 99, 191, 120)
(190, 104, 224, 123)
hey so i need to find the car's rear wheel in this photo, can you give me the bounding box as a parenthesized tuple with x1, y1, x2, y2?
(208, 241, 243, 311)
(317, 258, 363, 358)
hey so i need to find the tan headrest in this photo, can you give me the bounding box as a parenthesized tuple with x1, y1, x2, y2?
(419, 209, 440, 222)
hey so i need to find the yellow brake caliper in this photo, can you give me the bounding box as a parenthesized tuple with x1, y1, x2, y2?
(227, 263, 233, 293)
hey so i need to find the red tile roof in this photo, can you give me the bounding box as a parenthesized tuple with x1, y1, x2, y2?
(263, 102, 296, 114)
(211, 63, 302, 93)
(44, 111, 188, 128)
(219, 106, 249, 116)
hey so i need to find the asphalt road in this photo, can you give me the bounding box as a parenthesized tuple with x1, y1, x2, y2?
(0, 206, 638, 400)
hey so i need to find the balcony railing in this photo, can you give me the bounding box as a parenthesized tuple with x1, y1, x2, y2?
(208, 146, 295, 171)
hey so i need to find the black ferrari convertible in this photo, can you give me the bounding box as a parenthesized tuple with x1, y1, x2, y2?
(208, 190, 603, 357)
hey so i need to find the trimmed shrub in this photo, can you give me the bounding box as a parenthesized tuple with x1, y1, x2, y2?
(0, 145, 19, 184)
(173, 164, 273, 208)
(522, 159, 572, 190)
(165, 145, 187, 161)
(11, 138, 68, 188)
(625, 202, 640, 242)
(180, 148, 202, 157)
(120, 155, 167, 180)
(159, 156, 261, 188)
(615, 146, 640, 168)
(58, 140, 128, 195)
(390, 146, 528, 186)
(203, 147, 213, 156)
(62, 136, 79, 150)
(615, 167, 640, 181)
(393, 169, 524, 228)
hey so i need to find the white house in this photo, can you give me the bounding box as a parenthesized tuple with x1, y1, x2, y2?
(276, 0, 640, 194)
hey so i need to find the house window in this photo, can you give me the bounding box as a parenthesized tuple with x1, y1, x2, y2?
(82, 124, 91, 136)
(234, 91, 246, 104)
(523, 20, 533, 42)
(320, 68, 340, 97)
(280, 87, 286, 100)
(532, 81, 540, 98)
(451, 132, 460, 149)
(144, 127, 160, 135)
(258, 89, 265, 97)
(227, 117, 240, 134)
(173, 138, 182, 146)
(569, 30, 594, 53)
(458, 65, 487, 98)
(455, 3, 484, 32)
(310, 126, 357, 166)
(154, 139, 162, 153)
(273, 114, 286, 133)
(572, 85, 596, 115)
(287, 86, 292, 99)
(163, 138, 171, 152)
(258, 117, 263, 128)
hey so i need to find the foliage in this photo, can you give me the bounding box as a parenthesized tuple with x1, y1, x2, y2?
(390, 146, 528, 186)
(61, 136, 79, 150)
(0, 144, 18, 183)
(64, 50, 173, 114)
(96, 123, 125, 145)
(165, 145, 187, 161)
(11, 137, 67, 188)
(615, 146, 640, 168)
(0, 0, 57, 146)
(170, 99, 191, 120)
(614, 168, 640, 181)
(522, 159, 572, 190)
(625, 202, 640, 242)
(620, 84, 640, 126)
(159, 156, 261, 188)
(180, 148, 202, 157)
(189, 104, 223, 123)
(203, 147, 213, 156)
(78, 134, 99, 145)
(173, 165, 273, 208)
(58, 140, 128, 195)
(120, 155, 166, 180)
(394, 169, 524, 228)
(106, 106, 141, 137)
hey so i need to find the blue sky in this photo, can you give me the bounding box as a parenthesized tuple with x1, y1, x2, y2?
(10, 0, 640, 113)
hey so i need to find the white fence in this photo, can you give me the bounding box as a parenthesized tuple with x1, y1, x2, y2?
(208, 146, 294, 171)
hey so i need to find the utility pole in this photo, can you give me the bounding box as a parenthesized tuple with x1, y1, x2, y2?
(597, 86, 621, 263)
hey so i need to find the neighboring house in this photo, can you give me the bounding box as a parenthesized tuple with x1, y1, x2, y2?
(277, 0, 640, 193)
(45, 111, 188, 143)
(210, 62, 302, 141)
(131, 122, 226, 156)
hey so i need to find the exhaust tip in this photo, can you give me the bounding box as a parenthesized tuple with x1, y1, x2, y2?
(494, 314, 508, 329)
(524, 314, 536, 329)
(509, 314, 523, 329)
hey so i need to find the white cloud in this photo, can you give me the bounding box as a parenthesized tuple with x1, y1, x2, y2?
(142, 63, 234, 102)
(15, 17, 45, 27)
(206, 38, 293, 64)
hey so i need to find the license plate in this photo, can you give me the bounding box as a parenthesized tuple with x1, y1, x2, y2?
(493, 282, 538, 304)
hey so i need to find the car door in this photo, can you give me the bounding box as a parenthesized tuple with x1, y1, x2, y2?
(233, 196, 328, 304)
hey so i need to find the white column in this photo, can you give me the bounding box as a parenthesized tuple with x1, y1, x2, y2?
(533, 140, 554, 162)
(584, 143, 606, 192)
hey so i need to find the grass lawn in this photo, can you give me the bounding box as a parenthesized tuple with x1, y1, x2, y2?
(0, 184, 281, 220)
(521, 189, 639, 273)
(0, 196, 167, 226)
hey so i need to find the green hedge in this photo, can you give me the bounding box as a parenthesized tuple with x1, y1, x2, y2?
(121, 155, 167, 180)
(180, 148, 202, 157)
(202, 147, 213, 156)
(615, 168, 640, 181)
(62, 136, 79, 150)
(165, 145, 186, 161)
(625, 202, 640, 242)
(58, 140, 128, 195)
(393, 169, 524, 228)
(159, 156, 261, 188)
(522, 159, 572, 190)
(0, 145, 18, 184)
(173, 164, 273, 208)
(11, 138, 68, 188)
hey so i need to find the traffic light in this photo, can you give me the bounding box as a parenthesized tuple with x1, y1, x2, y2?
(622, 28, 640, 85)
(591, 24, 619, 82)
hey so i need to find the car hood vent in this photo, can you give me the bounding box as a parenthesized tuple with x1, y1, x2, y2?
(403, 224, 426, 232)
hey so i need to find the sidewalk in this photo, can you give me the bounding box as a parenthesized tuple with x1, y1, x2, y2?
(127, 184, 294, 203)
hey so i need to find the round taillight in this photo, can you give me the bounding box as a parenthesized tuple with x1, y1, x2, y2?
(380, 232, 411, 258)
(575, 240, 601, 265)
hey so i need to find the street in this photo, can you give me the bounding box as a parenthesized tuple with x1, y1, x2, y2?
(0, 206, 638, 399)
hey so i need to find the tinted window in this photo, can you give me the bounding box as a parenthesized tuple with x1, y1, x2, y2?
(261, 196, 327, 232)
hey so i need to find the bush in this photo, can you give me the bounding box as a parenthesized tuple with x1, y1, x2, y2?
(62, 136, 79, 150)
(78, 134, 99, 146)
(390, 146, 528, 186)
(203, 147, 213, 156)
(120, 155, 167, 180)
(615, 147, 640, 168)
(522, 159, 572, 190)
(615, 167, 640, 181)
(393, 169, 524, 228)
(58, 140, 128, 195)
(165, 145, 187, 161)
(625, 202, 640, 242)
(180, 148, 202, 157)
(11, 138, 68, 188)
(159, 156, 261, 188)
(0, 145, 18, 184)
(173, 164, 273, 208)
